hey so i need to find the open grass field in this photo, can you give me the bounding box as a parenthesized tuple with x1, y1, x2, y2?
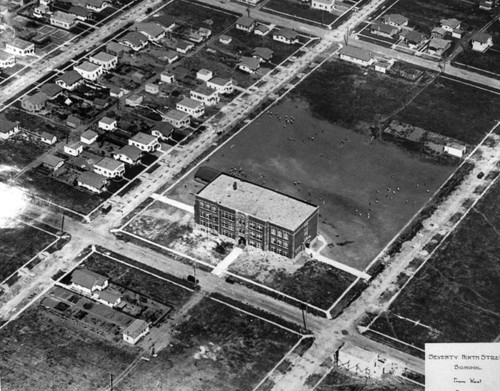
(365, 177, 500, 355)
(167, 94, 453, 270)
(0, 306, 140, 390)
(264, 0, 340, 26)
(4, 108, 70, 140)
(0, 219, 57, 283)
(115, 297, 301, 391)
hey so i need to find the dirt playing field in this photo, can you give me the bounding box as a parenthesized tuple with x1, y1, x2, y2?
(167, 96, 453, 270)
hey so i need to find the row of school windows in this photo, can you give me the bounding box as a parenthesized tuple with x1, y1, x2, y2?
(220, 228, 235, 239)
(248, 239, 263, 249)
(199, 218, 218, 230)
(270, 227, 289, 240)
(269, 246, 288, 256)
(199, 210, 218, 222)
(199, 201, 218, 212)
(271, 237, 288, 249)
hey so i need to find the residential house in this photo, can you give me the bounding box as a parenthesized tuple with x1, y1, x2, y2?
(176, 40, 194, 54)
(70, 268, 109, 295)
(431, 26, 447, 39)
(50, 11, 78, 30)
(253, 47, 274, 62)
(77, 171, 108, 193)
(133, 22, 165, 42)
(427, 38, 452, 56)
(0, 119, 19, 140)
(440, 18, 461, 32)
(40, 83, 64, 100)
(123, 319, 150, 345)
(40, 132, 57, 145)
(188, 31, 204, 43)
(374, 58, 393, 73)
(164, 109, 190, 128)
(190, 86, 220, 106)
(158, 15, 176, 31)
(64, 142, 84, 156)
(21, 92, 48, 112)
(254, 24, 271, 36)
(311, 0, 335, 12)
(93, 157, 125, 178)
(98, 116, 117, 131)
(151, 122, 175, 141)
(219, 35, 232, 45)
(67, 115, 82, 128)
(236, 16, 256, 32)
(145, 83, 159, 94)
(400, 30, 427, 49)
(0, 50, 15, 68)
(370, 21, 399, 38)
(89, 51, 117, 70)
(80, 129, 98, 144)
(106, 41, 132, 56)
(128, 132, 160, 152)
(479, 0, 497, 11)
(33, 4, 51, 18)
(68, 5, 93, 21)
(197, 69, 213, 82)
(125, 94, 143, 106)
(96, 291, 122, 307)
(160, 71, 175, 84)
(163, 49, 178, 64)
(109, 86, 124, 98)
(5, 38, 35, 56)
(272, 28, 299, 44)
(238, 56, 260, 74)
(113, 144, 143, 164)
(471, 32, 493, 52)
(119, 32, 148, 51)
(444, 143, 466, 158)
(176, 98, 205, 118)
(74, 61, 103, 81)
(382, 14, 409, 29)
(39, 154, 64, 171)
(198, 27, 212, 40)
(338, 46, 374, 67)
(56, 70, 83, 90)
(83, 0, 109, 12)
(207, 77, 233, 94)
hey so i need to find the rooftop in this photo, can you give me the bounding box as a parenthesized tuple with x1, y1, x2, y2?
(23, 92, 48, 106)
(197, 174, 318, 231)
(166, 109, 190, 121)
(95, 157, 124, 171)
(40, 154, 64, 168)
(339, 46, 373, 62)
(134, 22, 165, 38)
(383, 13, 408, 25)
(77, 171, 108, 189)
(130, 132, 157, 145)
(97, 290, 121, 304)
(116, 144, 142, 161)
(123, 319, 149, 338)
(193, 85, 217, 96)
(99, 116, 116, 125)
(120, 31, 148, 47)
(236, 16, 255, 27)
(208, 76, 231, 87)
(51, 10, 77, 23)
(239, 56, 260, 70)
(177, 97, 203, 110)
(57, 70, 83, 86)
(0, 50, 14, 61)
(75, 60, 101, 73)
(81, 129, 98, 140)
(472, 32, 492, 43)
(90, 51, 117, 63)
(0, 119, 17, 134)
(274, 28, 298, 40)
(71, 268, 108, 290)
(40, 83, 63, 97)
(7, 37, 34, 50)
(253, 47, 274, 60)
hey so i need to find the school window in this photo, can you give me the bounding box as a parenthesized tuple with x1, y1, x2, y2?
(271, 228, 276, 236)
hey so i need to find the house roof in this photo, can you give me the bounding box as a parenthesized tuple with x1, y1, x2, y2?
(99, 116, 116, 125)
(40, 154, 64, 168)
(429, 38, 451, 51)
(166, 109, 190, 121)
(197, 174, 318, 232)
(134, 22, 165, 38)
(40, 83, 63, 98)
(208, 76, 231, 87)
(51, 11, 77, 23)
(75, 60, 101, 73)
(177, 97, 203, 110)
(193, 85, 217, 96)
(253, 47, 274, 60)
(402, 30, 425, 44)
(440, 18, 461, 29)
(164, 49, 178, 60)
(219, 34, 232, 42)
(7, 37, 34, 50)
(66, 141, 83, 150)
(432, 26, 447, 36)
(90, 51, 117, 63)
(130, 132, 157, 145)
(123, 319, 149, 338)
(197, 69, 212, 77)
(67, 115, 82, 124)
(126, 94, 142, 102)
(236, 16, 255, 27)
(274, 28, 298, 40)
(383, 13, 408, 25)
(151, 122, 175, 137)
(109, 86, 123, 95)
(57, 70, 83, 86)
(254, 24, 270, 34)
(106, 41, 131, 53)
(239, 56, 260, 70)
(77, 171, 108, 189)
(40, 131, 56, 140)
(95, 157, 124, 171)
(371, 21, 398, 35)
(120, 31, 148, 47)
(71, 268, 108, 290)
(0, 50, 14, 61)
(97, 290, 121, 304)
(68, 5, 92, 18)
(81, 129, 97, 140)
(158, 15, 176, 29)
(472, 32, 492, 43)
(176, 40, 193, 50)
(23, 92, 48, 106)
(0, 119, 17, 134)
(339, 46, 373, 62)
(116, 144, 142, 160)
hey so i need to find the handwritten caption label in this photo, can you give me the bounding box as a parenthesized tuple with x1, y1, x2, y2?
(426, 343, 500, 391)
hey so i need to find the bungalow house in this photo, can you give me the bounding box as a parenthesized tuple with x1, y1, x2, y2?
(382, 14, 409, 29)
(219, 35, 232, 45)
(254, 24, 271, 36)
(89, 51, 117, 70)
(21, 92, 48, 112)
(238, 56, 260, 74)
(176, 97, 205, 118)
(133, 22, 165, 42)
(198, 27, 212, 40)
(471, 32, 493, 52)
(272, 28, 299, 44)
(427, 38, 452, 56)
(197, 69, 213, 82)
(374, 58, 394, 73)
(33, 4, 51, 18)
(40, 132, 57, 145)
(70, 268, 109, 295)
(188, 31, 204, 43)
(113, 144, 143, 164)
(431, 26, 447, 39)
(311, 0, 335, 12)
(151, 122, 175, 141)
(5, 38, 35, 56)
(39, 154, 64, 171)
(98, 116, 117, 131)
(109, 86, 124, 98)
(64, 142, 83, 156)
(80, 129, 98, 144)
(0, 119, 19, 140)
(190, 86, 219, 106)
(400, 30, 427, 50)
(0, 50, 15, 68)
(68, 5, 93, 21)
(125, 94, 143, 106)
(40, 83, 64, 100)
(106, 41, 132, 56)
(145, 83, 159, 94)
(444, 142, 466, 158)
(128, 132, 160, 152)
(119, 32, 148, 51)
(67, 115, 82, 128)
(338, 46, 374, 67)
(160, 71, 175, 84)
(440, 18, 461, 32)
(479, 0, 496, 10)
(83, 0, 109, 12)
(206, 77, 233, 94)
(56, 70, 83, 90)
(93, 157, 125, 178)
(96, 290, 122, 307)
(50, 11, 78, 30)
(164, 109, 190, 128)
(236, 16, 256, 32)
(123, 319, 150, 345)
(176, 40, 194, 54)
(253, 47, 274, 62)
(159, 15, 176, 31)
(77, 171, 108, 193)
(163, 49, 179, 64)
(370, 21, 399, 38)
(74, 61, 103, 81)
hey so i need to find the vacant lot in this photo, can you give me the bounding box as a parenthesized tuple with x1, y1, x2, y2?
(116, 297, 300, 391)
(167, 95, 453, 270)
(0, 131, 49, 172)
(0, 306, 139, 390)
(264, 0, 340, 26)
(367, 178, 500, 354)
(4, 108, 70, 140)
(0, 220, 56, 283)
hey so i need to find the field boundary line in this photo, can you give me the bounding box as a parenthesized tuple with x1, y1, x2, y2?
(364, 328, 425, 353)
(440, 74, 500, 95)
(14, 215, 59, 237)
(27, 193, 89, 221)
(452, 62, 500, 78)
(325, 276, 361, 314)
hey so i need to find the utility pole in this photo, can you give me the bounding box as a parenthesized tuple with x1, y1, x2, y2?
(301, 304, 308, 332)
(60, 213, 65, 233)
(109, 373, 113, 391)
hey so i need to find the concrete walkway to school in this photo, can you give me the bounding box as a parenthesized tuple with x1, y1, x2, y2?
(212, 247, 244, 277)
(150, 193, 194, 214)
